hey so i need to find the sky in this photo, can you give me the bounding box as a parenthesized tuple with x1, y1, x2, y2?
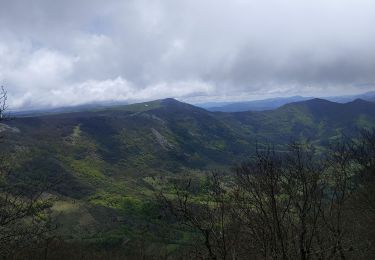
(0, 0, 374, 109)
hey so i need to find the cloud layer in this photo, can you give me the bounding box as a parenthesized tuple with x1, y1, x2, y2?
(1, 0, 374, 109)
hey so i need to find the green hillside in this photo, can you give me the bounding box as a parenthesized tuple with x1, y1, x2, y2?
(2, 97, 375, 254)
(6, 97, 375, 191)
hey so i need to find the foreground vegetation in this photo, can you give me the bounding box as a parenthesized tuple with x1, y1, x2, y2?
(1, 129, 374, 259)
(159, 130, 375, 259)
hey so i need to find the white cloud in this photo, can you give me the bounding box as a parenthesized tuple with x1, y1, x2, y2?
(0, 0, 374, 109)
(8, 76, 215, 109)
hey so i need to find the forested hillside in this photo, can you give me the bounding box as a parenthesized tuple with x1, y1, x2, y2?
(1, 97, 375, 258)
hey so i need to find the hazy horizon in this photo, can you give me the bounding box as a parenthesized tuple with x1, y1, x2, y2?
(8, 89, 375, 113)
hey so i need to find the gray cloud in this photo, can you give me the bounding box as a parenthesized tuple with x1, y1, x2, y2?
(0, 0, 374, 109)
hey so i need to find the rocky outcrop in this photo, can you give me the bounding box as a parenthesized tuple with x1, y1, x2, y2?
(151, 128, 174, 150)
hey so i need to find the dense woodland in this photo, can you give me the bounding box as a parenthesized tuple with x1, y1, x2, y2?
(1, 86, 375, 259)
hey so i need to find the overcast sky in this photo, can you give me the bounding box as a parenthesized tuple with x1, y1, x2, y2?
(1, 0, 374, 109)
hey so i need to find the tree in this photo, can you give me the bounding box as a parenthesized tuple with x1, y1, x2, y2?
(342, 129, 375, 259)
(233, 143, 329, 259)
(0, 86, 55, 258)
(158, 172, 240, 260)
(0, 86, 8, 121)
(158, 139, 370, 259)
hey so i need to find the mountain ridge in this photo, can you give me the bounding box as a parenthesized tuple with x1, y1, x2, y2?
(7, 97, 375, 170)
(11, 91, 375, 117)
(198, 91, 375, 112)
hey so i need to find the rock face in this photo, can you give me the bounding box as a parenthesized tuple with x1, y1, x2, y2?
(151, 128, 174, 150)
(0, 123, 20, 133)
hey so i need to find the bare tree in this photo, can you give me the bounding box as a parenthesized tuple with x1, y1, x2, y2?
(0, 86, 8, 121)
(158, 172, 240, 260)
(234, 147, 291, 259)
(342, 129, 375, 259)
(0, 86, 56, 258)
(159, 140, 363, 260)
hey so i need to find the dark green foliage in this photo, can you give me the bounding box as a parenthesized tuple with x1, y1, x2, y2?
(160, 132, 375, 259)
(2, 98, 375, 258)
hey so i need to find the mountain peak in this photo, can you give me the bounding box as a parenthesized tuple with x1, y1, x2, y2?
(307, 98, 333, 103)
(348, 98, 369, 104)
(346, 98, 375, 109)
(160, 98, 200, 109)
(160, 98, 181, 104)
(282, 98, 336, 108)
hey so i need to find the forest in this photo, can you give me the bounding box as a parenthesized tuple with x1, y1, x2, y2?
(1, 86, 375, 259)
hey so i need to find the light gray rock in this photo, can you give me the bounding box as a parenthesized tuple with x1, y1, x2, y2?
(0, 123, 20, 133)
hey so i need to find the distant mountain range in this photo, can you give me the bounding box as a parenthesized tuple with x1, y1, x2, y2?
(196, 91, 375, 112)
(10, 91, 375, 117)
